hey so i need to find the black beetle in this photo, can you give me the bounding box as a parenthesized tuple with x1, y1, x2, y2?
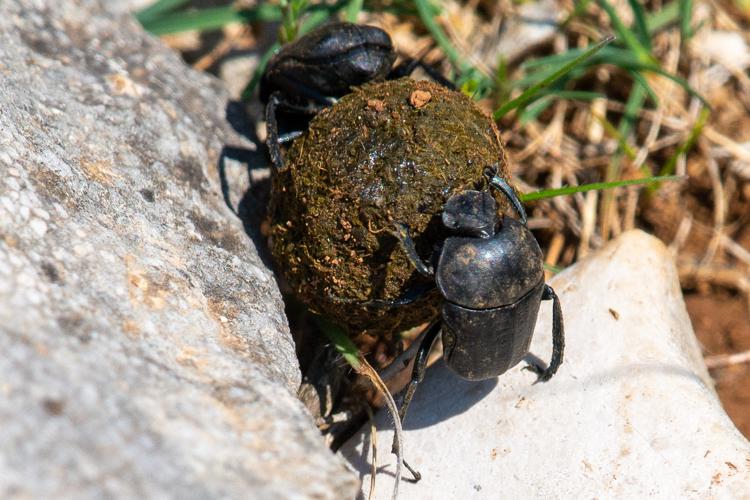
(260, 22, 454, 169)
(373, 169, 564, 427)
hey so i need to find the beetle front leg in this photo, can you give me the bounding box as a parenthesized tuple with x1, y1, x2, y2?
(485, 168, 528, 225)
(265, 91, 285, 170)
(392, 222, 434, 278)
(525, 284, 565, 382)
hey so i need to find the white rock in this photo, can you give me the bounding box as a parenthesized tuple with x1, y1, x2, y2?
(341, 230, 750, 499)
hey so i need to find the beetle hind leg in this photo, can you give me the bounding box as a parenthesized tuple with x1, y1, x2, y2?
(524, 284, 564, 383)
(388, 319, 442, 482)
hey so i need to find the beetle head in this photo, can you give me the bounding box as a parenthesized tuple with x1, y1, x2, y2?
(442, 190, 497, 238)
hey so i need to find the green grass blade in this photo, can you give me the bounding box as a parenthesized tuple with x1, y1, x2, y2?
(141, 5, 281, 36)
(494, 35, 614, 120)
(597, 0, 654, 63)
(519, 96, 554, 125)
(520, 175, 684, 202)
(591, 112, 638, 160)
(645, 1, 681, 33)
(560, 0, 593, 27)
(618, 79, 648, 140)
(633, 63, 709, 107)
(241, 41, 280, 101)
(414, 0, 492, 94)
(519, 91, 604, 124)
(626, 0, 652, 50)
(315, 317, 361, 369)
(414, 0, 465, 72)
(628, 69, 658, 105)
(658, 107, 710, 177)
(679, 0, 694, 39)
(135, 0, 190, 24)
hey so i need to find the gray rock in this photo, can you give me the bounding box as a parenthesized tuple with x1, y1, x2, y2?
(342, 231, 750, 499)
(0, 1, 356, 498)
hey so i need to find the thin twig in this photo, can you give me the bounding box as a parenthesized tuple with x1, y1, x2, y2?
(364, 404, 378, 500)
(356, 356, 403, 500)
(705, 350, 750, 369)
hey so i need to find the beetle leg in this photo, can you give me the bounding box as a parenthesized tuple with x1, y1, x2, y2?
(392, 222, 435, 278)
(265, 92, 285, 169)
(526, 284, 565, 383)
(389, 57, 457, 90)
(325, 283, 435, 307)
(485, 169, 528, 226)
(278, 130, 303, 144)
(397, 319, 442, 424)
(390, 319, 442, 483)
(271, 73, 337, 106)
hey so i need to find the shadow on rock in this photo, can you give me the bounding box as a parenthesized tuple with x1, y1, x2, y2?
(402, 360, 498, 430)
(218, 100, 274, 269)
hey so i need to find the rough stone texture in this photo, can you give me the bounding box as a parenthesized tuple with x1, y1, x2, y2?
(342, 231, 750, 498)
(0, 1, 356, 498)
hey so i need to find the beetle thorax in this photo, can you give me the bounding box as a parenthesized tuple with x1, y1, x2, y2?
(435, 216, 544, 309)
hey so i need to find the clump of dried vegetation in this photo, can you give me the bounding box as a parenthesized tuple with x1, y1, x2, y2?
(138, 0, 750, 437)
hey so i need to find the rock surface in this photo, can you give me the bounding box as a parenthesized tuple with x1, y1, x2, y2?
(0, 1, 356, 498)
(342, 231, 750, 498)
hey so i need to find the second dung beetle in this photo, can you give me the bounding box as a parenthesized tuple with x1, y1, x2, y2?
(259, 21, 453, 169)
(373, 169, 564, 427)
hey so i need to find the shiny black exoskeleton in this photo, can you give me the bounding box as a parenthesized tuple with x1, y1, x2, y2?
(387, 171, 565, 432)
(260, 22, 453, 169)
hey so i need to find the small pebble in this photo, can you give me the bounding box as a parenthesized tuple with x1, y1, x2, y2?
(409, 90, 432, 108)
(367, 99, 385, 112)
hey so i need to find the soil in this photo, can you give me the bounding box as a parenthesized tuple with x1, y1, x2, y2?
(685, 293, 750, 437)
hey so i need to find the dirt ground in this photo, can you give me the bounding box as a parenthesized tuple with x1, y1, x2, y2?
(687, 293, 750, 436)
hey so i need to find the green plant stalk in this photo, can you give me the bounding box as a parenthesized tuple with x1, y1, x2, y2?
(494, 35, 615, 120)
(280, 0, 309, 42)
(345, 0, 364, 22)
(315, 316, 404, 499)
(519, 175, 684, 202)
(597, 0, 655, 64)
(316, 317, 361, 369)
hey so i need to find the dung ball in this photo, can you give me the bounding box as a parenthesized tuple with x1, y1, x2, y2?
(270, 78, 514, 334)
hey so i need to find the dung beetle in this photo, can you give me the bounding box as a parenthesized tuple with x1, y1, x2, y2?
(260, 22, 454, 169)
(371, 169, 564, 428)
